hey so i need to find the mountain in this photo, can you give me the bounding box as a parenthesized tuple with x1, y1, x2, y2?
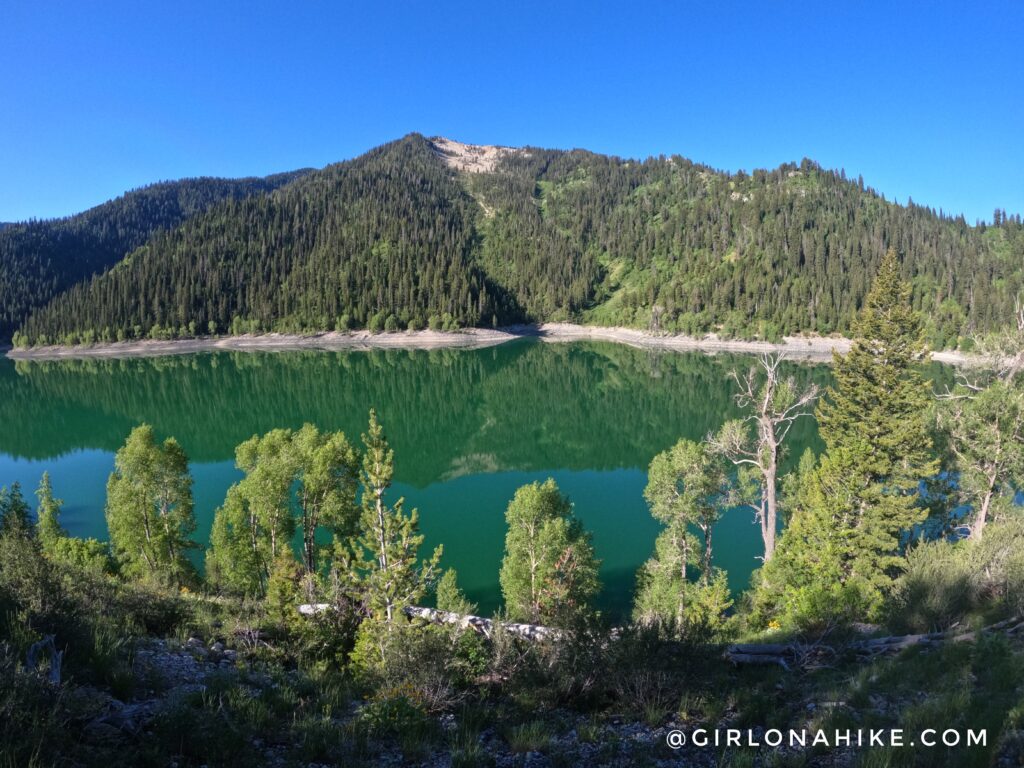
(12, 134, 1024, 348)
(0, 170, 311, 340)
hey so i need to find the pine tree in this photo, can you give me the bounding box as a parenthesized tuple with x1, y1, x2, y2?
(499, 478, 599, 625)
(0, 483, 31, 533)
(347, 411, 441, 630)
(756, 250, 939, 625)
(435, 568, 477, 616)
(105, 425, 196, 585)
(34, 472, 62, 546)
(34, 472, 110, 574)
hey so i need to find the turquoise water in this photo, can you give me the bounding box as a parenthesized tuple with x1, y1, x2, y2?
(0, 340, 832, 616)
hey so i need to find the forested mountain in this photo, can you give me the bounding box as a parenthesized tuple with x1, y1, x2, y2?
(13, 134, 1024, 348)
(0, 170, 310, 339)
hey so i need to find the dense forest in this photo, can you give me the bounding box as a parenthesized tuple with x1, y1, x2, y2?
(0, 170, 310, 339)
(3, 255, 1024, 766)
(9, 133, 1024, 348)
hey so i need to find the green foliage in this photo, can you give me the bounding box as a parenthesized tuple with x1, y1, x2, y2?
(343, 411, 442, 665)
(16, 135, 1024, 347)
(756, 252, 940, 627)
(889, 518, 1024, 632)
(436, 567, 478, 615)
(0, 483, 31, 532)
(0, 171, 308, 341)
(499, 478, 600, 625)
(34, 472, 111, 574)
(206, 424, 359, 596)
(634, 439, 731, 636)
(105, 425, 197, 586)
(939, 380, 1024, 538)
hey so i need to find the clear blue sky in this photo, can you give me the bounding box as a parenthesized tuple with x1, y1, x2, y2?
(2, 1, 1021, 223)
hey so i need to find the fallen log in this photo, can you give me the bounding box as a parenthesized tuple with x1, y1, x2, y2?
(297, 603, 563, 642)
(727, 616, 1024, 669)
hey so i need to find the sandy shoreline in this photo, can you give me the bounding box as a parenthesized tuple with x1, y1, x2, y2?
(4, 323, 976, 365)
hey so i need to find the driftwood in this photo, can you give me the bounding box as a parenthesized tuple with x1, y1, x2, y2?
(297, 604, 563, 642)
(25, 634, 63, 684)
(299, 602, 1024, 663)
(725, 616, 1024, 670)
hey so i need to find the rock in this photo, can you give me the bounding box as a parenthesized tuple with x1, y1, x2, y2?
(84, 720, 127, 745)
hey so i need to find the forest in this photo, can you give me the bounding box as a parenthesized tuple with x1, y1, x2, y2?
(0, 169, 310, 340)
(2, 252, 1024, 766)
(7, 134, 1024, 349)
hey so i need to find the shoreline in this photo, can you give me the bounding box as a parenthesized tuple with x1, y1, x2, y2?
(4, 323, 976, 364)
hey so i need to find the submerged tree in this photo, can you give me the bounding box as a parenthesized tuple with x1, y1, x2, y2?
(633, 439, 731, 634)
(710, 354, 819, 561)
(499, 478, 599, 625)
(105, 425, 196, 585)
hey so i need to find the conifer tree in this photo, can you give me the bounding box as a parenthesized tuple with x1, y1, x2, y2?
(34, 472, 62, 546)
(34, 472, 110, 574)
(347, 411, 441, 629)
(0, 483, 31, 533)
(756, 250, 939, 624)
(435, 568, 477, 616)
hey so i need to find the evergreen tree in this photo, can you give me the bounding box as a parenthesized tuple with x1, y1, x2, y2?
(345, 411, 441, 643)
(15, 134, 1024, 348)
(499, 478, 599, 625)
(0, 483, 31, 533)
(105, 425, 196, 585)
(435, 568, 477, 616)
(757, 251, 939, 624)
(34, 472, 62, 546)
(33, 472, 110, 574)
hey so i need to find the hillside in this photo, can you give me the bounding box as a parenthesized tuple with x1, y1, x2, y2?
(0, 170, 311, 339)
(13, 133, 1024, 348)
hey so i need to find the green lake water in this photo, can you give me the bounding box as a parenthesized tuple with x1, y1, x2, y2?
(0, 339, 835, 617)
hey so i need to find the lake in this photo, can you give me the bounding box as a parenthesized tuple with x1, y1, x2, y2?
(0, 339, 834, 617)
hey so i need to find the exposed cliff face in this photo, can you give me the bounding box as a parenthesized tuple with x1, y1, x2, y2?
(428, 136, 526, 173)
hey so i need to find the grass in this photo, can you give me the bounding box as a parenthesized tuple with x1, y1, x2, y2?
(504, 720, 554, 753)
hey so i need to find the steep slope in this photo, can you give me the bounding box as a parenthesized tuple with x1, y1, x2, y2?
(15, 133, 1024, 348)
(0, 170, 310, 339)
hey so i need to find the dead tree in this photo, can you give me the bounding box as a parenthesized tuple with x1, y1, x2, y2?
(709, 353, 819, 561)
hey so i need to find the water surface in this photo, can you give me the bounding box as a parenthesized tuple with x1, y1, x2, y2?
(0, 340, 833, 616)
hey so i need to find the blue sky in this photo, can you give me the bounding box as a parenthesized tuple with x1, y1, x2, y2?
(1, 1, 1021, 223)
